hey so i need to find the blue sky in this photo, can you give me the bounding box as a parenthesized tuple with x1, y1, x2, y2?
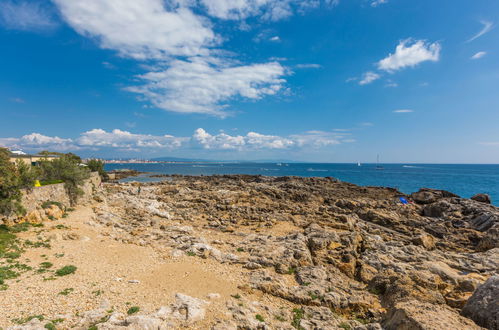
(1, 0, 498, 163)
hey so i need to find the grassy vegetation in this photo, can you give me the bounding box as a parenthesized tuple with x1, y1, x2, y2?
(39, 180, 64, 186)
(339, 322, 351, 330)
(186, 251, 196, 256)
(291, 308, 305, 330)
(127, 306, 140, 315)
(41, 201, 65, 211)
(55, 265, 77, 276)
(231, 293, 241, 299)
(58, 288, 74, 296)
(255, 314, 265, 322)
(12, 315, 44, 325)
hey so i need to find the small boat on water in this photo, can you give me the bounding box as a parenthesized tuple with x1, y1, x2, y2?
(357, 162, 361, 167)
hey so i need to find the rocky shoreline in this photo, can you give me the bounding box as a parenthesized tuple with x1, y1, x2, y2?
(2, 175, 498, 329)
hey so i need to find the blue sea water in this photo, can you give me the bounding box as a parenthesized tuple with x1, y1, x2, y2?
(105, 163, 499, 206)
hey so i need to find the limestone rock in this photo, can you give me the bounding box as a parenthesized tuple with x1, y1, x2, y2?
(462, 275, 499, 330)
(384, 300, 481, 330)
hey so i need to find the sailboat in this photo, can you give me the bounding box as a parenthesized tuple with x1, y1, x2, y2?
(376, 154, 384, 170)
(357, 162, 361, 167)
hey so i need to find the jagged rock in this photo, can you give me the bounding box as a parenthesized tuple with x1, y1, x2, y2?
(7, 318, 45, 330)
(476, 223, 499, 251)
(411, 188, 459, 204)
(25, 210, 43, 224)
(44, 204, 64, 219)
(471, 194, 491, 204)
(412, 233, 436, 250)
(462, 275, 499, 330)
(171, 293, 209, 323)
(384, 300, 481, 330)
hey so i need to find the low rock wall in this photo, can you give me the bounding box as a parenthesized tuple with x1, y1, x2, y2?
(21, 172, 100, 212)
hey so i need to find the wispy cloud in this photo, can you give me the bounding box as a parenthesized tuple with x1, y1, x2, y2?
(359, 71, 381, 85)
(371, 0, 388, 7)
(0, 0, 58, 32)
(296, 63, 322, 69)
(467, 20, 494, 43)
(471, 51, 487, 60)
(198, 0, 338, 21)
(378, 39, 441, 72)
(10, 97, 26, 104)
(393, 109, 414, 113)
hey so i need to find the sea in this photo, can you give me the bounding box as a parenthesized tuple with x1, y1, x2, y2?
(104, 163, 499, 206)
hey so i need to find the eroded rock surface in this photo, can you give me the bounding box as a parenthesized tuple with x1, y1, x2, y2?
(77, 175, 499, 328)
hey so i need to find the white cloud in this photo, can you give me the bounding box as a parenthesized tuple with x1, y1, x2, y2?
(0, 133, 77, 151)
(0, 0, 58, 31)
(269, 35, 281, 42)
(393, 109, 414, 113)
(197, 0, 338, 21)
(53, 0, 216, 59)
(378, 39, 441, 72)
(467, 21, 494, 43)
(371, 0, 388, 7)
(78, 129, 186, 149)
(193, 128, 345, 150)
(296, 63, 322, 69)
(359, 71, 380, 85)
(471, 51, 487, 60)
(126, 57, 287, 117)
(2, 127, 353, 154)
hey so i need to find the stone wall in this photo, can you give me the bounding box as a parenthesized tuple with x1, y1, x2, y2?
(20, 172, 101, 213)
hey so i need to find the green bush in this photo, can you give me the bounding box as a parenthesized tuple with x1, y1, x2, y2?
(39, 154, 90, 205)
(86, 159, 108, 180)
(0, 148, 24, 216)
(127, 306, 140, 315)
(55, 265, 77, 276)
(40, 180, 64, 186)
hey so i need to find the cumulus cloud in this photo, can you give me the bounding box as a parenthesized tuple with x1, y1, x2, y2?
(359, 71, 380, 85)
(467, 20, 494, 43)
(393, 109, 414, 113)
(378, 39, 441, 72)
(471, 51, 487, 60)
(78, 129, 186, 149)
(0, 0, 58, 32)
(126, 57, 286, 117)
(0, 133, 77, 151)
(193, 128, 346, 150)
(53, 0, 216, 59)
(1, 128, 351, 154)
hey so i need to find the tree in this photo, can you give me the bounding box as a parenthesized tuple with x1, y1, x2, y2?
(86, 159, 108, 181)
(0, 148, 24, 216)
(39, 154, 90, 205)
(15, 160, 41, 190)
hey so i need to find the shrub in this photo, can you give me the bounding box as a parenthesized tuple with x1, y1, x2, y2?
(127, 306, 140, 315)
(86, 159, 108, 180)
(55, 265, 77, 276)
(0, 148, 24, 216)
(39, 154, 90, 205)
